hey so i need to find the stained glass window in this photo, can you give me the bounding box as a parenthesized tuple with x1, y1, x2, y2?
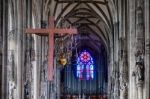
(76, 50, 94, 80)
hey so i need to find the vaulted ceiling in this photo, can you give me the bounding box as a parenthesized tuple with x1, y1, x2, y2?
(50, 0, 116, 54)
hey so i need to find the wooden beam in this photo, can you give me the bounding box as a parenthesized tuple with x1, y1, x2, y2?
(54, 28, 77, 34)
(25, 17, 78, 81)
(26, 28, 77, 34)
(25, 29, 50, 34)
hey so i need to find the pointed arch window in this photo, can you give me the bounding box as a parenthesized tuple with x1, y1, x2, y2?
(76, 50, 94, 80)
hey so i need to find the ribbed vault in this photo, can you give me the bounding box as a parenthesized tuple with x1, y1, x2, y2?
(49, 0, 116, 96)
(50, 0, 116, 54)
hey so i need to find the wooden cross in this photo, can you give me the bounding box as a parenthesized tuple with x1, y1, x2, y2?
(25, 17, 77, 81)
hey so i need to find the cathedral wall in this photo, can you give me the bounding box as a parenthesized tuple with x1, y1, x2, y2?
(0, 0, 3, 98)
(1, 0, 9, 99)
(1, 0, 150, 99)
(127, 0, 137, 99)
(144, 0, 150, 98)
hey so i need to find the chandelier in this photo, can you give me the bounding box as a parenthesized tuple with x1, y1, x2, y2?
(55, 33, 77, 67)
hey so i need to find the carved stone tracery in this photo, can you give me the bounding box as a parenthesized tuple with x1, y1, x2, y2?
(133, 0, 145, 87)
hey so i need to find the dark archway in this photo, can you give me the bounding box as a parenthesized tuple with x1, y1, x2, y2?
(53, 1, 116, 99)
(60, 32, 108, 99)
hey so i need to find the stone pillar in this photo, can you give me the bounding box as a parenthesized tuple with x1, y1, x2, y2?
(118, 0, 128, 98)
(31, 0, 43, 98)
(49, 82, 54, 99)
(132, 0, 145, 99)
(31, 18, 38, 99)
(54, 57, 57, 99)
(128, 0, 137, 98)
(16, 0, 23, 99)
(0, 2, 2, 98)
(56, 67, 61, 99)
(144, 0, 150, 99)
(24, 1, 33, 99)
(49, 57, 56, 99)
(119, 38, 128, 99)
(137, 83, 143, 99)
(108, 37, 115, 99)
(31, 31, 41, 99)
(7, 1, 18, 99)
(2, 0, 8, 99)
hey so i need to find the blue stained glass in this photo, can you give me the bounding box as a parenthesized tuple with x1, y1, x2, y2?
(86, 64, 89, 68)
(77, 65, 80, 70)
(77, 71, 80, 77)
(90, 65, 94, 70)
(76, 50, 95, 80)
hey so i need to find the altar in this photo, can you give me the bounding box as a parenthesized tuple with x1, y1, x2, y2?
(60, 95, 107, 99)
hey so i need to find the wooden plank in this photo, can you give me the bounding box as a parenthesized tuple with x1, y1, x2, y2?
(25, 29, 50, 34)
(54, 28, 77, 34)
(48, 33, 54, 80)
(25, 28, 77, 35)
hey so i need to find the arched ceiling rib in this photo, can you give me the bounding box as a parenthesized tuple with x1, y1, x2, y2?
(50, 0, 115, 53)
(55, 0, 106, 4)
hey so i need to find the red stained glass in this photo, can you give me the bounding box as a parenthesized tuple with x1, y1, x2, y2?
(76, 50, 94, 80)
(80, 51, 91, 63)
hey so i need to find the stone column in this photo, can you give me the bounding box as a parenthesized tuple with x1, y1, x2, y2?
(31, 0, 43, 98)
(24, 1, 33, 99)
(32, 59, 37, 99)
(0, 3, 2, 99)
(31, 17, 38, 99)
(118, 0, 128, 98)
(56, 67, 61, 99)
(132, 0, 145, 99)
(144, 0, 150, 99)
(31, 27, 41, 99)
(2, 0, 8, 99)
(16, 0, 24, 99)
(49, 57, 56, 99)
(137, 83, 143, 99)
(119, 38, 128, 99)
(54, 57, 57, 99)
(128, 0, 137, 98)
(7, 0, 18, 99)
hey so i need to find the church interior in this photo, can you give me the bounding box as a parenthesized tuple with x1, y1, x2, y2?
(0, 0, 150, 99)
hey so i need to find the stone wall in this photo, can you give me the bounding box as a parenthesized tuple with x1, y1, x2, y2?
(0, 0, 150, 99)
(0, 0, 3, 98)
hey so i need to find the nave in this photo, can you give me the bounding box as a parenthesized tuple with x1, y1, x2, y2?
(0, 0, 150, 99)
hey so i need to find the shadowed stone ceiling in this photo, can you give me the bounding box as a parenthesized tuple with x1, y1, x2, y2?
(49, 0, 116, 53)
